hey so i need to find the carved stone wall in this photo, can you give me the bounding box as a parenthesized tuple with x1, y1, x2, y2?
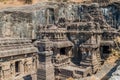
(0, 38, 38, 80)
(0, 57, 37, 80)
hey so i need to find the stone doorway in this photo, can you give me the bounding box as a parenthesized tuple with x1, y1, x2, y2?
(100, 45, 111, 59)
(102, 46, 110, 54)
(15, 61, 20, 73)
(60, 48, 66, 55)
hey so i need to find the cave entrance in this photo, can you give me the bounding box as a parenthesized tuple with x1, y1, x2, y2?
(60, 48, 66, 55)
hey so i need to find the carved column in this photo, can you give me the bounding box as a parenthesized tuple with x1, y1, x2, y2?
(12, 63, 15, 76)
(36, 38, 54, 80)
(20, 61, 24, 74)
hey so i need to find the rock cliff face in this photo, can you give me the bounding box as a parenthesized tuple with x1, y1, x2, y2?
(0, 1, 119, 39)
(0, 10, 33, 38)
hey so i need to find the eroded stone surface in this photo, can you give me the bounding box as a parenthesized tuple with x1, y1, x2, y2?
(0, 1, 119, 80)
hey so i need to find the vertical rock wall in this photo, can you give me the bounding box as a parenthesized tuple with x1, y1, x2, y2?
(0, 11, 33, 38)
(101, 4, 120, 29)
(0, 2, 119, 39)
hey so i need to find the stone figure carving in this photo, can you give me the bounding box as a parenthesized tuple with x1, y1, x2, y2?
(2, 22, 14, 37)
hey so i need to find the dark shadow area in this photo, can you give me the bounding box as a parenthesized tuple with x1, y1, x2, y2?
(23, 75, 32, 80)
(100, 45, 111, 59)
(71, 57, 81, 66)
(102, 46, 110, 54)
(70, 46, 82, 66)
(60, 48, 66, 55)
(15, 61, 20, 73)
(87, 73, 91, 77)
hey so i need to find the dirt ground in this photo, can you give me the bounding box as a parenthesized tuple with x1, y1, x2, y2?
(0, 1, 24, 9)
(0, 0, 46, 9)
(0, 0, 86, 9)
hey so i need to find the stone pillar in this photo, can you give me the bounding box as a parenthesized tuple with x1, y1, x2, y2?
(20, 61, 24, 74)
(13, 63, 15, 76)
(37, 51, 54, 80)
(36, 38, 54, 80)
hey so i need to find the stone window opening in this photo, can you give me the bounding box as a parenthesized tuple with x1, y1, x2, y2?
(102, 46, 111, 54)
(15, 61, 20, 73)
(101, 45, 111, 59)
(60, 48, 66, 55)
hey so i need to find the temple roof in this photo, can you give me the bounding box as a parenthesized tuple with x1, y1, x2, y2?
(0, 38, 37, 58)
(53, 41, 73, 48)
(49, 25, 58, 30)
